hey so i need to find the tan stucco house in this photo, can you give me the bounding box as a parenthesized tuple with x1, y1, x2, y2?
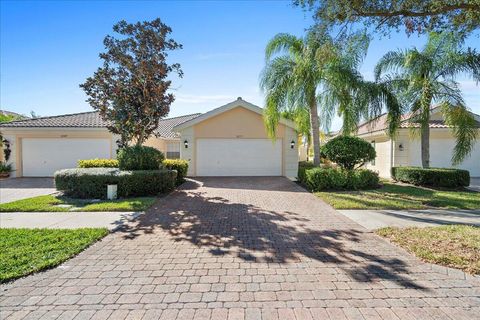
(355, 107, 480, 178)
(0, 98, 299, 178)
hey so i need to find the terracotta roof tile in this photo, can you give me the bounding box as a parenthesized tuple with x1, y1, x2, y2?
(0, 111, 201, 139)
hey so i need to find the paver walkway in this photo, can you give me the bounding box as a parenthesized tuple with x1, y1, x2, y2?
(1, 177, 479, 319)
(0, 211, 141, 230)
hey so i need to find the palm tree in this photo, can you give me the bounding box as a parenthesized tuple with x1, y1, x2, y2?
(375, 32, 480, 167)
(260, 29, 399, 165)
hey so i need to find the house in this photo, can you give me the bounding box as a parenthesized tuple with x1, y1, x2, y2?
(355, 107, 480, 178)
(0, 98, 298, 178)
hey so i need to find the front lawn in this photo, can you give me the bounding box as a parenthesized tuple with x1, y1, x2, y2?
(0, 195, 156, 212)
(377, 225, 480, 275)
(0, 228, 108, 282)
(316, 182, 480, 210)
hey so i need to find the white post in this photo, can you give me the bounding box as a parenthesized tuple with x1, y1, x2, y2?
(107, 185, 117, 200)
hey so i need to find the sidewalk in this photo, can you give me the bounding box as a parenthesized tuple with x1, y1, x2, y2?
(0, 211, 142, 230)
(339, 208, 480, 230)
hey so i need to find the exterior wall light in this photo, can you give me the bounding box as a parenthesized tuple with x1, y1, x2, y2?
(290, 140, 295, 149)
(398, 143, 404, 151)
(184, 140, 189, 149)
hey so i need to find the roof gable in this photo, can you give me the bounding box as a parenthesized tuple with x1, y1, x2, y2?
(173, 97, 296, 131)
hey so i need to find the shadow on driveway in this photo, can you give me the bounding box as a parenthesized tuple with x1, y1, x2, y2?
(117, 178, 427, 290)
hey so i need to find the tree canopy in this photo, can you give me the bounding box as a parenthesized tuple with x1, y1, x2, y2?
(80, 18, 183, 147)
(260, 29, 399, 165)
(375, 32, 480, 166)
(294, 0, 480, 36)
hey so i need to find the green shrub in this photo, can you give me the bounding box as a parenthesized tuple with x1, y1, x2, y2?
(321, 136, 376, 170)
(163, 159, 189, 185)
(391, 166, 470, 188)
(54, 168, 176, 199)
(297, 161, 317, 183)
(78, 158, 119, 168)
(0, 162, 12, 173)
(301, 167, 379, 191)
(117, 145, 164, 170)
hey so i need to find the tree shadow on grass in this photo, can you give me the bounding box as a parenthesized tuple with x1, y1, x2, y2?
(117, 179, 427, 290)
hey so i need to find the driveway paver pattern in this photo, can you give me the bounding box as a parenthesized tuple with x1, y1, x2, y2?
(1, 177, 479, 319)
(0, 178, 56, 204)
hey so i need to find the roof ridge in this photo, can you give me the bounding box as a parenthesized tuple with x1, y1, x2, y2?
(160, 113, 202, 120)
(3, 110, 99, 124)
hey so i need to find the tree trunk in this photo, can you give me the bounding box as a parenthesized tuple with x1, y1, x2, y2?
(309, 101, 321, 166)
(421, 125, 430, 168)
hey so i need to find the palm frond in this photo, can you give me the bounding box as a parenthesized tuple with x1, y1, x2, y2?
(265, 33, 303, 61)
(440, 102, 479, 165)
(374, 49, 407, 81)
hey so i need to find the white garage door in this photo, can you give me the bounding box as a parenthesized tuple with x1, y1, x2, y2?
(196, 139, 282, 176)
(22, 138, 111, 177)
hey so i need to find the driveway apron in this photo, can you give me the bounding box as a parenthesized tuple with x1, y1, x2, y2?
(1, 177, 479, 319)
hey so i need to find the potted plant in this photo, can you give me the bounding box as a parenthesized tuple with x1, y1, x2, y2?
(0, 162, 12, 178)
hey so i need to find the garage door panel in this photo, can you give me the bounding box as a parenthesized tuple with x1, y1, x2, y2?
(22, 138, 111, 177)
(197, 139, 282, 176)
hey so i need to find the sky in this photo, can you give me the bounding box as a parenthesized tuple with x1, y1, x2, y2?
(1, 0, 479, 131)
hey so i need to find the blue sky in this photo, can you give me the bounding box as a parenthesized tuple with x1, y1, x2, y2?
(1, 0, 479, 131)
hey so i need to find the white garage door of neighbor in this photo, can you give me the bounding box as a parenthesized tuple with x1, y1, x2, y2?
(22, 138, 111, 177)
(196, 139, 282, 176)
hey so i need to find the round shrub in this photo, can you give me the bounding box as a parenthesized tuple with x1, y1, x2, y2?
(321, 136, 376, 170)
(117, 145, 165, 170)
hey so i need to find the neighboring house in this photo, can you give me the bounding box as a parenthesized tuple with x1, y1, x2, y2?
(355, 107, 480, 178)
(0, 98, 299, 178)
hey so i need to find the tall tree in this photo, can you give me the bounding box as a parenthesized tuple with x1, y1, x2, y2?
(81, 19, 183, 147)
(375, 32, 480, 167)
(294, 0, 480, 36)
(260, 29, 399, 165)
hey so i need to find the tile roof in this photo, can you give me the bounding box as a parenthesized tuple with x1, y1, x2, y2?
(355, 108, 480, 136)
(154, 113, 201, 139)
(0, 111, 108, 128)
(0, 111, 201, 139)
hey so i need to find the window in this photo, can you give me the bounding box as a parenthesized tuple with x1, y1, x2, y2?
(166, 142, 180, 159)
(371, 140, 376, 165)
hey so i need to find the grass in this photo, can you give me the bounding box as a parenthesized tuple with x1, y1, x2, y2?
(316, 182, 480, 210)
(0, 228, 108, 282)
(377, 225, 480, 275)
(0, 195, 156, 212)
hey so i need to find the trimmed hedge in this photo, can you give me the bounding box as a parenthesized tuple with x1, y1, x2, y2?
(298, 164, 379, 191)
(298, 161, 317, 184)
(54, 168, 176, 199)
(77, 159, 119, 168)
(303, 168, 379, 191)
(391, 166, 470, 188)
(117, 145, 164, 170)
(163, 159, 188, 185)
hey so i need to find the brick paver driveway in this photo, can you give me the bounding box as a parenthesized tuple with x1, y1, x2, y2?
(1, 177, 479, 319)
(0, 178, 56, 204)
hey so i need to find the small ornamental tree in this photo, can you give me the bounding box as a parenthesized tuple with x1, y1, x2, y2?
(321, 135, 376, 170)
(80, 19, 183, 146)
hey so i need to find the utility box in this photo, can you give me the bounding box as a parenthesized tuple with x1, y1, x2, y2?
(107, 184, 118, 200)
